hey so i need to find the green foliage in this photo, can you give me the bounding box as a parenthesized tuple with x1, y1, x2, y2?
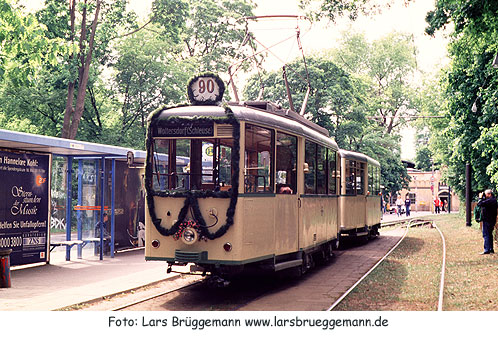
(243, 56, 369, 148)
(424, 0, 498, 200)
(415, 146, 433, 171)
(243, 54, 410, 195)
(331, 31, 418, 134)
(0, 0, 66, 85)
(110, 27, 196, 149)
(181, 0, 255, 72)
(300, 0, 413, 22)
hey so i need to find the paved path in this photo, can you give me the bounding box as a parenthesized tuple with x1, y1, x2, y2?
(238, 226, 406, 311)
(0, 250, 172, 311)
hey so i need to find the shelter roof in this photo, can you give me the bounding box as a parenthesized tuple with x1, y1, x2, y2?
(0, 129, 130, 157)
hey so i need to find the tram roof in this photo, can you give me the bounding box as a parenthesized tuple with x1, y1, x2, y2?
(0, 128, 131, 157)
(152, 102, 339, 150)
(339, 149, 380, 167)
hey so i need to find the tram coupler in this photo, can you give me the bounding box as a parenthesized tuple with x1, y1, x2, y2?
(167, 263, 173, 274)
(205, 275, 231, 288)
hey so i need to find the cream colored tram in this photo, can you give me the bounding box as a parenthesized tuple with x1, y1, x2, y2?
(144, 100, 342, 276)
(338, 150, 382, 243)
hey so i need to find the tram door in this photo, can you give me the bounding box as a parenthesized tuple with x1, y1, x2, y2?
(275, 132, 299, 255)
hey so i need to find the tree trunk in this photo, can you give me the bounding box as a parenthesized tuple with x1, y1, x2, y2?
(67, 0, 101, 140)
(61, 0, 77, 139)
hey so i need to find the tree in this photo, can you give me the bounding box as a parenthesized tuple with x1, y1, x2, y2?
(243, 55, 410, 196)
(415, 146, 432, 171)
(0, 0, 64, 85)
(180, 0, 255, 72)
(330, 31, 419, 134)
(243, 56, 367, 149)
(107, 0, 256, 148)
(110, 28, 196, 148)
(60, 0, 102, 139)
(300, 0, 413, 22)
(424, 0, 498, 198)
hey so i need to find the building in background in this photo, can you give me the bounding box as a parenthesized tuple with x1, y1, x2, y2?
(398, 168, 460, 212)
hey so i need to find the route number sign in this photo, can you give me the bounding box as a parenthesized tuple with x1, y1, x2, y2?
(187, 74, 225, 105)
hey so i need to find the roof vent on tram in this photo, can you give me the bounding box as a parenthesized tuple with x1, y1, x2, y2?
(216, 125, 234, 137)
(244, 101, 282, 113)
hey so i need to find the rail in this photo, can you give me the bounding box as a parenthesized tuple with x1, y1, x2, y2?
(328, 218, 445, 311)
(434, 221, 447, 311)
(111, 279, 202, 311)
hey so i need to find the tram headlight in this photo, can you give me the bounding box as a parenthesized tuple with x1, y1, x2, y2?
(223, 242, 232, 252)
(151, 239, 160, 248)
(181, 227, 198, 245)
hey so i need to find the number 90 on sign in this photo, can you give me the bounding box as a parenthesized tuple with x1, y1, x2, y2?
(190, 77, 221, 102)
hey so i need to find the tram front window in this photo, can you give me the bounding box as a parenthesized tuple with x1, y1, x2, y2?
(244, 124, 274, 193)
(151, 138, 233, 192)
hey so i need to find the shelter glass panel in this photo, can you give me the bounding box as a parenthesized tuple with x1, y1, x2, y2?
(50, 157, 69, 248)
(245, 124, 274, 193)
(276, 132, 297, 194)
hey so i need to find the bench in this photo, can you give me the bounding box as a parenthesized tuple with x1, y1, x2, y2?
(83, 237, 111, 255)
(49, 240, 83, 252)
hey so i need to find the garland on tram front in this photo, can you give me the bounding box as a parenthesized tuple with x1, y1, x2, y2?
(144, 104, 240, 240)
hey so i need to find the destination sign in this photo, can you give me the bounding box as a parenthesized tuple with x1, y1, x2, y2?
(153, 121, 214, 138)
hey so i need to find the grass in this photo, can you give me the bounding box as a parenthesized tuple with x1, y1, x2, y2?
(335, 214, 498, 311)
(439, 214, 498, 310)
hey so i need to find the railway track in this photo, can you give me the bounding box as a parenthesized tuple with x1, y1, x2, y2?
(327, 217, 447, 311)
(103, 218, 446, 311)
(111, 279, 203, 311)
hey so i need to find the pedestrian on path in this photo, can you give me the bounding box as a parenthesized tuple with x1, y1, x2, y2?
(434, 198, 441, 214)
(404, 194, 411, 217)
(477, 189, 497, 255)
(396, 195, 403, 217)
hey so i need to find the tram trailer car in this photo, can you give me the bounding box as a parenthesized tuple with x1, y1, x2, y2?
(144, 76, 381, 277)
(338, 150, 382, 244)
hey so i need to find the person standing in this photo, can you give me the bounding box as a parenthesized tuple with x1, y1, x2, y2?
(434, 198, 440, 214)
(477, 189, 497, 255)
(405, 194, 411, 217)
(396, 195, 403, 217)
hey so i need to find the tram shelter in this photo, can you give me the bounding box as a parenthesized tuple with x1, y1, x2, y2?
(0, 129, 145, 266)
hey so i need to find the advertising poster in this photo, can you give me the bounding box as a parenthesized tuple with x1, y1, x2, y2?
(0, 150, 50, 266)
(113, 161, 145, 249)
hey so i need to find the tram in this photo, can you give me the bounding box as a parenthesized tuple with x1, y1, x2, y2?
(144, 74, 381, 277)
(338, 150, 381, 244)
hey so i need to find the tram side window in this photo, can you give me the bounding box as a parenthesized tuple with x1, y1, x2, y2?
(218, 141, 233, 189)
(276, 132, 297, 194)
(316, 145, 327, 194)
(375, 166, 381, 195)
(175, 139, 191, 189)
(304, 141, 316, 194)
(368, 165, 373, 195)
(245, 124, 274, 193)
(357, 162, 365, 195)
(345, 160, 356, 195)
(328, 149, 337, 195)
(152, 139, 169, 191)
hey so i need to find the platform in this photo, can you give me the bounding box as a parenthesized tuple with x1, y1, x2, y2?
(0, 249, 173, 311)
